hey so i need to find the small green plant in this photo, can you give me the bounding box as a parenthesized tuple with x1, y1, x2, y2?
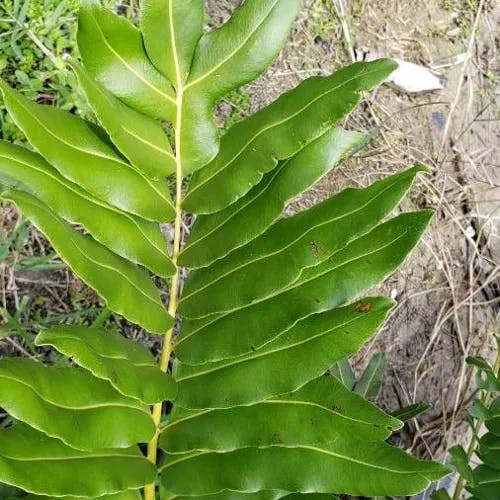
(0, 1, 450, 498)
(434, 337, 500, 500)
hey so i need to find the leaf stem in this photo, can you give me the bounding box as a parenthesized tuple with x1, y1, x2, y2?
(91, 306, 111, 328)
(144, 129, 183, 498)
(145, 11, 185, 493)
(451, 347, 500, 500)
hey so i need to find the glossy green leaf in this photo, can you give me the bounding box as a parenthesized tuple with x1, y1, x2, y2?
(78, 0, 176, 122)
(180, 0, 303, 174)
(331, 359, 356, 390)
(0, 80, 174, 222)
(160, 490, 293, 500)
(0, 358, 154, 451)
(161, 440, 449, 497)
(186, 0, 302, 99)
(176, 211, 432, 364)
(449, 445, 473, 483)
(26, 492, 142, 500)
(73, 63, 176, 179)
(467, 356, 500, 392)
(469, 399, 492, 420)
(0, 142, 174, 277)
(431, 490, 452, 500)
(391, 402, 431, 422)
(282, 496, 340, 500)
(1, 189, 172, 334)
(180, 128, 366, 268)
(469, 465, 500, 500)
(174, 298, 393, 408)
(354, 352, 387, 398)
(183, 59, 398, 213)
(0, 483, 25, 498)
(180, 167, 424, 318)
(486, 398, 500, 436)
(161, 375, 401, 453)
(478, 433, 500, 471)
(0, 424, 155, 498)
(36, 325, 177, 404)
(141, 0, 204, 85)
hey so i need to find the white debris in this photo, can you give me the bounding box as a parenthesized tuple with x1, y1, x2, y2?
(465, 225, 476, 239)
(389, 58, 444, 93)
(430, 52, 469, 70)
(354, 48, 444, 94)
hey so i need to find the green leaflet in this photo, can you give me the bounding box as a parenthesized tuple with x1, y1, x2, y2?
(353, 352, 387, 398)
(179, 128, 366, 268)
(140, 0, 204, 85)
(0, 142, 174, 277)
(390, 402, 431, 422)
(26, 492, 142, 500)
(36, 326, 177, 405)
(333, 359, 356, 390)
(180, 0, 303, 174)
(0, 81, 174, 222)
(176, 211, 432, 364)
(161, 375, 401, 453)
(73, 63, 176, 179)
(78, 0, 176, 122)
(183, 59, 398, 213)
(160, 490, 292, 500)
(174, 298, 393, 408)
(0, 358, 154, 451)
(469, 465, 500, 500)
(0, 424, 155, 498)
(1, 189, 172, 334)
(478, 433, 500, 470)
(186, 0, 303, 98)
(180, 166, 425, 318)
(486, 397, 500, 435)
(161, 440, 449, 497)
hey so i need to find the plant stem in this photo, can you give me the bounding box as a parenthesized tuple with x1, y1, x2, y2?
(144, 17, 185, 493)
(91, 306, 111, 328)
(143, 140, 183, 500)
(451, 348, 500, 500)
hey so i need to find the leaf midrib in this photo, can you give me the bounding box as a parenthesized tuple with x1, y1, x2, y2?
(177, 229, 408, 345)
(0, 153, 170, 258)
(164, 399, 393, 433)
(89, 8, 176, 105)
(184, 0, 281, 90)
(12, 194, 166, 309)
(8, 92, 174, 208)
(0, 372, 148, 412)
(187, 66, 388, 197)
(182, 175, 407, 303)
(176, 311, 371, 381)
(160, 444, 432, 475)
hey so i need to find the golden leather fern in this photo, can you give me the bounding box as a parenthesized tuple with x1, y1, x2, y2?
(0, 1, 450, 499)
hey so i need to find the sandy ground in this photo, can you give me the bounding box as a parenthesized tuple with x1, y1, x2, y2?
(0, 0, 499, 479)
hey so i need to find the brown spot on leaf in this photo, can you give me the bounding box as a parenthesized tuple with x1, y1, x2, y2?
(355, 300, 372, 313)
